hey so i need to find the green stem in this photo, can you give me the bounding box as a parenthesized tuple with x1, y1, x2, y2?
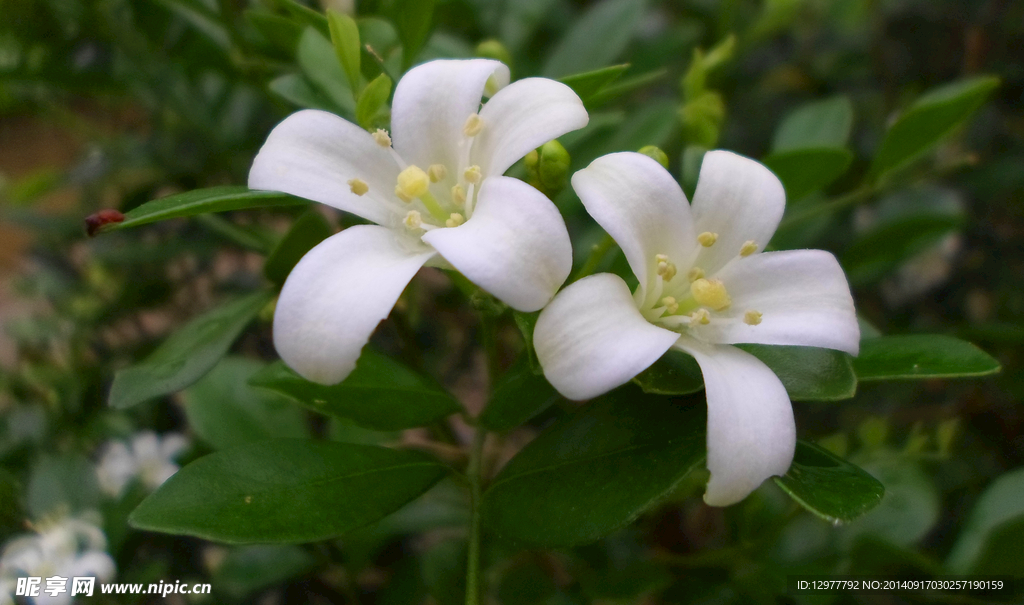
(464, 423, 487, 605)
(572, 232, 616, 282)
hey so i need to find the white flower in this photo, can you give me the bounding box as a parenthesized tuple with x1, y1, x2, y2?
(249, 59, 588, 384)
(96, 431, 188, 497)
(534, 151, 860, 506)
(0, 514, 115, 605)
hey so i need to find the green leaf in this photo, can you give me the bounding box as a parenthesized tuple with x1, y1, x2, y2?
(265, 0, 329, 37)
(356, 72, 392, 130)
(480, 358, 560, 432)
(245, 10, 304, 55)
(853, 335, 1000, 381)
(772, 441, 884, 523)
(482, 387, 705, 546)
(297, 27, 357, 116)
(738, 345, 858, 401)
(249, 352, 462, 431)
(392, 0, 436, 69)
(92, 187, 306, 234)
(152, 0, 231, 50)
(946, 467, 1024, 573)
(772, 96, 854, 151)
(129, 440, 448, 543)
(589, 68, 667, 107)
(181, 357, 309, 450)
(542, 0, 646, 78)
(328, 9, 362, 92)
(109, 290, 273, 409)
(512, 311, 541, 373)
(762, 147, 853, 202)
(268, 73, 337, 111)
(215, 545, 318, 599)
(840, 458, 939, 545)
(632, 349, 704, 396)
(263, 210, 333, 285)
(868, 76, 999, 180)
(27, 454, 100, 518)
(558, 64, 629, 105)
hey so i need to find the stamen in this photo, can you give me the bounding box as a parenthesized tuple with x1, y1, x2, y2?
(403, 210, 423, 230)
(347, 178, 369, 196)
(657, 261, 677, 282)
(690, 278, 731, 311)
(740, 240, 758, 257)
(687, 267, 705, 282)
(463, 114, 484, 137)
(428, 164, 448, 183)
(743, 310, 762, 325)
(445, 213, 466, 228)
(660, 296, 679, 314)
(395, 165, 430, 203)
(690, 308, 711, 325)
(697, 231, 719, 247)
(372, 129, 392, 147)
(464, 165, 482, 184)
(451, 184, 467, 207)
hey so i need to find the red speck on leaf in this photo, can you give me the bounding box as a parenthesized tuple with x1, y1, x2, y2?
(85, 209, 125, 236)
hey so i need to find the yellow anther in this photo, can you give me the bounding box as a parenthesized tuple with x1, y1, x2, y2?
(740, 240, 758, 257)
(396, 165, 430, 202)
(687, 267, 705, 282)
(451, 184, 467, 206)
(403, 210, 423, 230)
(427, 164, 448, 183)
(657, 261, 677, 282)
(372, 129, 392, 147)
(464, 165, 482, 184)
(697, 231, 719, 247)
(655, 253, 669, 264)
(445, 213, 466, 228)
(463, 113, 484, 137)
(347, 178, 369, 196)
(743, 310, 763, 326)
(690, 308, 711, 325)
(660, 296, 679, 314)
(690, 278, 731, 311)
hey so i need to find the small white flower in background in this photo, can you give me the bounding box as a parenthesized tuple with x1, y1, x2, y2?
(95, 431, 188, 498)
(534, 151, 860, 506)
(249, 59, 588, 385)
(0, 514, 115, 605)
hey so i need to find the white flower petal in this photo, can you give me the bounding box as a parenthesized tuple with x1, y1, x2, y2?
(535, 273, 680, 400)
(472, 77, 588, 177)
(572, 152, 696, 294)
(273, 225, 435, 384)
(248, 109, 403, 225)
(159, 433, 189, 459)
(675, 338, 795, 507)
(391, 59, 510, 171)
(421, 176, 572, 312)
(690, 150, 786, 275)
(63, 552, 116, 582)
(697, 250, 860, 354)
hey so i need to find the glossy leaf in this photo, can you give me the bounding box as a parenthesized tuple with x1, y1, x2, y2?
(129, 440, 448, 543)
(543, 0, 646, 78)
(249, 352, 462, 430)
(482, 387, 705, 546)
(356, 72, 392, 130)
(773, 441, 885, 523)
(328, 9, 362, 92)
(762, 147, 853, 202)
(263, 209, 333, 285)
(109, 291, 273, 409)
(854, 335, 1000, 381)
(392, 0, 436, 69)
(739, 345, 858, 401)
(558, 64, 629, 105)
(181, 357, 308, 450)
(297, 27, 357, 116)
(868, 76, 999, 180)
(480, 358, 561, 432)
(92, 187, 305, 234)
(632, 349, 704, 396)
(772, 96, 854, 151)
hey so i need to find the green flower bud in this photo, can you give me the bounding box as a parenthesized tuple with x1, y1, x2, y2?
(526, 140, 571, 198)
(637, 145, 669, 169)
(475, 39, 512, 69)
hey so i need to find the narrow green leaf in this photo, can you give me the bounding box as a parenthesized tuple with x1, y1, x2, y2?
(558, 64, 629, 105)
(109, 291, 273, 409)
(245, 11, 304, 55)
(841, 458, 939, 546)
(480, 358, 560, 432)
(738, 345, 858, 401)
(512, 311, 541, 373)
(482, 387, 705, 546)
(297, 27, 357, 116)
(91, 187, 305, 234)
(356, 72, 392, 130)
(328, 9, 362, 93)
(842, 214, 962, 286)
(263, 210, 333, 285)
(129, 440, 447, 543)
(249, 352, 462, 430)
(762, 147, 853, 202)
(181, 357, 308, 450)
(392, 0, 436, 69)
(853, 335, 1001, 381)
(773, 441, 885, 523)
(947, 466, 1024, 574)
(632, 349, 704, 396)
(268, 73, 336, 111)
(265, 0, 329, 37)
(868, 76, 999, 180)
(152, 0, 231, 50)
(772, 96, 854, 151)
(543, 0, 646, 78)
(589, 69, 667, 107)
